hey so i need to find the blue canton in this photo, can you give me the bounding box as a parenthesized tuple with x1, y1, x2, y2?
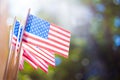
(14, 21, 20, 37)
(25, 14, 50, 39)
(18, 26, 23, 42)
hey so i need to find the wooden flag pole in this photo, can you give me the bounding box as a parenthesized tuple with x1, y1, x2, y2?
(4, 8, 30, 80)
(3, 17, 17, 80)
(10, 8, 31, 80)
(9, 17, 17, 48)
(13, 8, 31, 79)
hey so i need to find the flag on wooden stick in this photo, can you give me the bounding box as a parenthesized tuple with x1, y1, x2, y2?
(11, 20, 20, 47)
(23, 14, 71, 58)
(8, 9, 71, 73)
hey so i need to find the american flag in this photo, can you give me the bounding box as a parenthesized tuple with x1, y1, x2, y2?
(10, 20, 51, 72)
(10, 20, 24, 70)
(23, 14, 71, 58)
(11, 20, 20, 46)
(17, 25, 49, 72)
(14, 25, 24, 63)
(15, 25, 24, 53)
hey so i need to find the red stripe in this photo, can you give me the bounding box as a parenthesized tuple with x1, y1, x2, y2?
(22, 40, 68, 58)
(12, 37, 17, 43)
(11, 36, 17, 46)
(13, 36, 17, 41)
(51, 23, 70, 34)
(23, 56, 38, 69)
(23, 53, 38, 66)
(12, 42, 16, 46)
(48, 38, 69, 48)
(50, 27, 70, 38)
(23, 49, 48, 72)
(25, 44, 55, 66)
(40, 48, 55, 59)
(22, 43, 53, 67)
(35, 58, 48, 73)
(40, 49, 55, 66)
(45, 61, 55, 67)
(25, 43, 55, 63)
(49, 32, 70, 43)
(23, 33, 69, 52)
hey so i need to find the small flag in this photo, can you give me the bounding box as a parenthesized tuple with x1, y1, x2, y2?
(9, 20, 54, 71)
(15, 26, 24, 52)
(23, 14, 71, 58)
(11, 20, 20, 47)
(14, 25, 24, 68)
(9, 11, 71, 73)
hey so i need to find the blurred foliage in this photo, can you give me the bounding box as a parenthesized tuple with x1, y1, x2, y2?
(18, 0, 120, 80)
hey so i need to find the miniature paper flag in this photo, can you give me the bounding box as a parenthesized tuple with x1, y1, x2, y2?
(10, 20, 55, 72)
(23, 14, 71, 58)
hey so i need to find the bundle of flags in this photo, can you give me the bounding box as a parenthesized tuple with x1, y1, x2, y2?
(10, 10, 71, 73)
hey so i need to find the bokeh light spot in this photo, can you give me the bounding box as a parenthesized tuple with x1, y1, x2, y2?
(114, 17, 120, 28)
(96, 13, 104, 21)
(55, 57, 62, 66)
(96, 3, 105, 12)
(113, 0, 120, 5)
(75, 73, 83, 80)
(81, 58, 89, 66)
(113, 35, 120, 47)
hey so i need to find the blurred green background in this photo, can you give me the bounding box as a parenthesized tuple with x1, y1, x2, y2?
(8, 0, 120, 80)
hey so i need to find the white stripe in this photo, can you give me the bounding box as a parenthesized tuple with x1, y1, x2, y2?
(22, 43, 55, 65)
(24, 32, 69, 51)
(24, 49, 40, 65)
(12, 39, 16, 44)
(49, 30, 70, 41)
(24, 49, 48, 72)
(23, 36, 68, 56)
(40, 48, 54, 58)
(48, 35, 69, 46)
(50, 25, 70, 37)
(39, 49, 55, 66)
(35, 56, 48, 67)
(27, 43, 55, 62)
(23, 56, 38, 69)
(13, 35, 17, 39)
(38, 62, 48, 72)
(34, 56, 48, 72)
(12, 36, 17, 43)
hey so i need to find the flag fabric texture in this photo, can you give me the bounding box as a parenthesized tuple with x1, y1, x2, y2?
(22, 42, 55, 72)
(23, 48, 48, 72)
(22, 42, 55, 67)
(10, 14, 71, 73)
(23, 14, 71, 58)
(10, 19, 55, 72)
